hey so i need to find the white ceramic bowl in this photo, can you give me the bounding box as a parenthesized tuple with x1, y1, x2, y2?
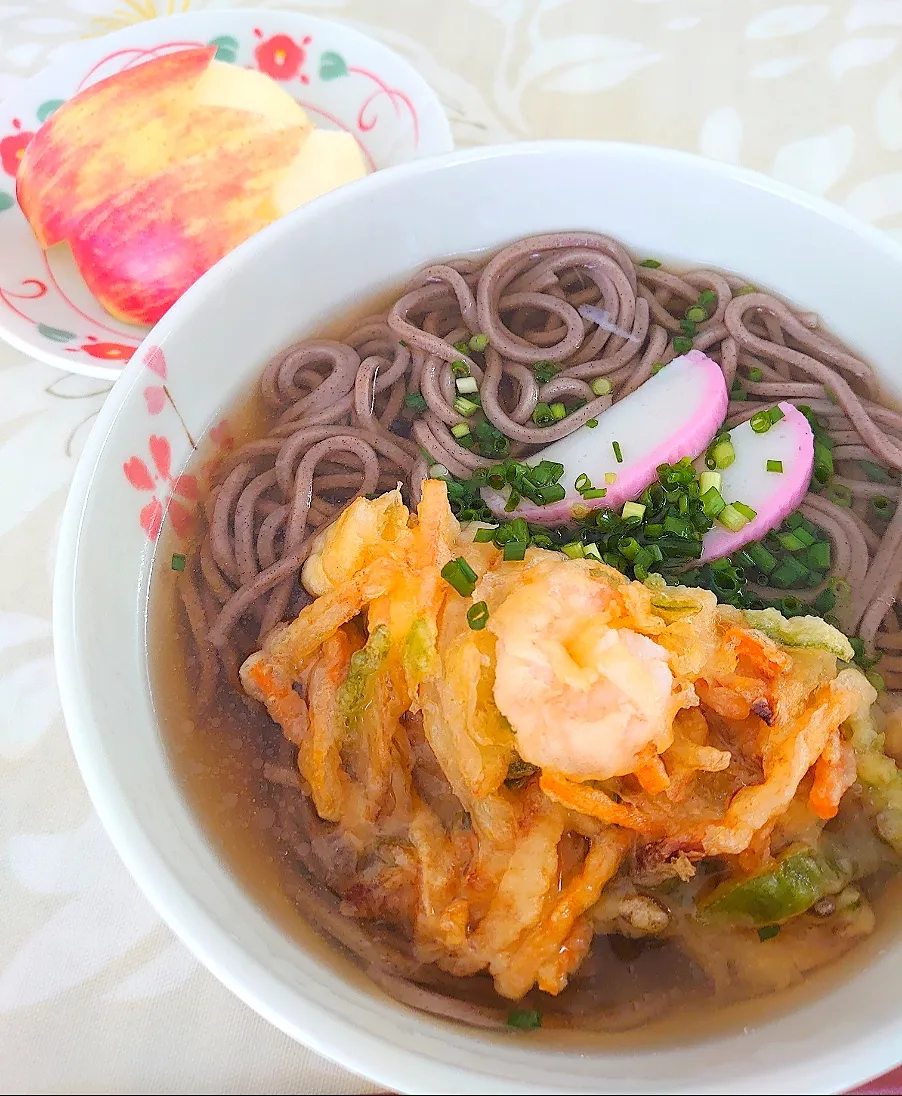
(55, 142, 902, 1096)
(0, 9, 451, 379)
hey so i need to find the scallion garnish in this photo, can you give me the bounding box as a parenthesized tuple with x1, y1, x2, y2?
(404, 392, 428, 412)
(468, 333, 489, 352)
(707, 435, 735, 470)
(686, 305, 707, 323)
(171, 553, 186, 572)
(441, 557, 478, 597)
(612, 441, 623, 463)
(532, 402, 556, 426)
(651, 362, 666, 375)
(472, 527, 497, 543)
(766, 459, 783, 473)
(451, 359, 470, 377)
(807, 541, 831, 571)
(872, 495, 893, 518)
(591, 377, 612, 396)
(639, 258, 661, 269)
(550, 402, 567, 420)
(503, 541, 527, 562)
(453, 340, 470, 354)
(507, 1007, 542, 1030)
(680, 317, 697, 338)
(622, 501, 646, 521)
(574, 473, 591, 493)
(672, 335, 693, 354)
(732, 501, 757, 522)
(750, 410, 774, 433)
(534, 360, 558, 384)
(453, 396, 479, 417)
(736, 285, 757, 296)
(718, 503, 749, 532)
(746, 366, 763, 382)
(701, 486, 726, 518)
(451, 423, 471, 439)
(581, 487, 607, 499)
(699, 470, 722, 496)
(826, 482, 853, 507)
(697, 289, 718, 309)
(586, 418, 599, 428)
(467, 601, 490, 629)
(583, 542, 603, 561)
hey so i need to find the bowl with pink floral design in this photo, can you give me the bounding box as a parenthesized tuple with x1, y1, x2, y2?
(0, 9, 452, 379)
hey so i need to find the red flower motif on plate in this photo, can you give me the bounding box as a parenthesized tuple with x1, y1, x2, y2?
(254, 30, 311, 83)
(123, 434, 199, 540)
(1, 119, 34, 178)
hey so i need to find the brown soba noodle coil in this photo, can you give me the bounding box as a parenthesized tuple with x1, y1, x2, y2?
(180, 232, 902, 713)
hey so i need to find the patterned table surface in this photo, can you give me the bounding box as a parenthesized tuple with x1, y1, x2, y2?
(2, 2, 902, 1093)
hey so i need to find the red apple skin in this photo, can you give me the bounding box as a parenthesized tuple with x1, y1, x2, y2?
(68, 127, 309, 325)
(17, 47, 216, 248)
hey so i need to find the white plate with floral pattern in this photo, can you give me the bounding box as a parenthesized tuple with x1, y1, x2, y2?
(0, 9, 452, 379)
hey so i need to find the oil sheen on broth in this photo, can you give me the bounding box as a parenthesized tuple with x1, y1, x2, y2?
(149, 232, 902, 1037)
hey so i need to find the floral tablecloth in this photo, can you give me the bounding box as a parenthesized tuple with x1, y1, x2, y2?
(2, 2, 902, 1093)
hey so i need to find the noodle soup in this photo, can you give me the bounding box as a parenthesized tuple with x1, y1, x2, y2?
(151, 232, 902, 1034)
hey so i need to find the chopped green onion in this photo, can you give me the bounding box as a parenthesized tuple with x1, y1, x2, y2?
(507, 1008, 542, 1031)
(533, 360, 558, 384)
(686, 305, 707, 323)
(766, 459, 783, 473)
(672, 336, 693, 354)
(583, 542, 603, 561)
(699, 470, 722, 495)
(872, 495, 893, 519)
(503, 541, 527, 562)
(824, 386, 837, 405)
(399, 340, 408, 348)
(581, 487, 607, 499)
(651, 362, 667, 376)
(807, 541, 831, 571)
(561, 542, 585, 559)
(451, 423, 471, 439)
(441, 557, 478, 597)
(709, 437, 735, 470)
(504, 490, 521, 512)
(454, 396, 479, 417)
(612, 441, 623, 463)
(777, 530, 807, 552)
(733, 501, 757, 521)
(813, 440, 834, 484)
(468, 333, 489, 352)
(171, 553, 186, 572)
(770, 558, 809, 589)
(750, 410, 774, 434)
(768, 406, 785, 425)
(736, 285, 757, 296)
(867, 669, 886, 693)
(680, 317, 697, 338)
(532, 402, 556, 426)
(586, 418, 599, 428)
(451, 359, 470, 377)
(591, 377, 612, 396)
(429, 464, 450, 480)
(455, 376, 478, 394)
(747, 541, 778, 574)
(550, 402, 567, 420)
(404, 392, 428, 412)
(639, 258, 661, 269)
(812, 587, 837, 615)
(718, 504, 749, 532)
(570, 503, 591, 520)
(746, 367, 763, 382)
(826, 483, 853, 507)
(622, 501, 646, 521)
(697, 289, 718, 309)
(467, 601, 489, 630)
(530, 460, 565, 487)
(534, 483, 566, 505)
(574, 473, 591, 493)
(858, 460, 893, 484)
(473, 527, 497, 543)
(701, 486, 726, 518)
(828, 576, 851, 598)
(453, 340, 470, 354)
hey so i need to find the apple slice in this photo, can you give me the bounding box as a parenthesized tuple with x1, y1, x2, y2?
(17, 50, 313, 251)
(272, 130, 368, 214)
(68, 126, 309, 325)
(699, 402, 814, 562)
(482, 350, 728, 525)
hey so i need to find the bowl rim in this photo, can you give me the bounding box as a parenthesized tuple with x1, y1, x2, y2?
(54, 139, 902, 1096)
(0, 6, 453, 379)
